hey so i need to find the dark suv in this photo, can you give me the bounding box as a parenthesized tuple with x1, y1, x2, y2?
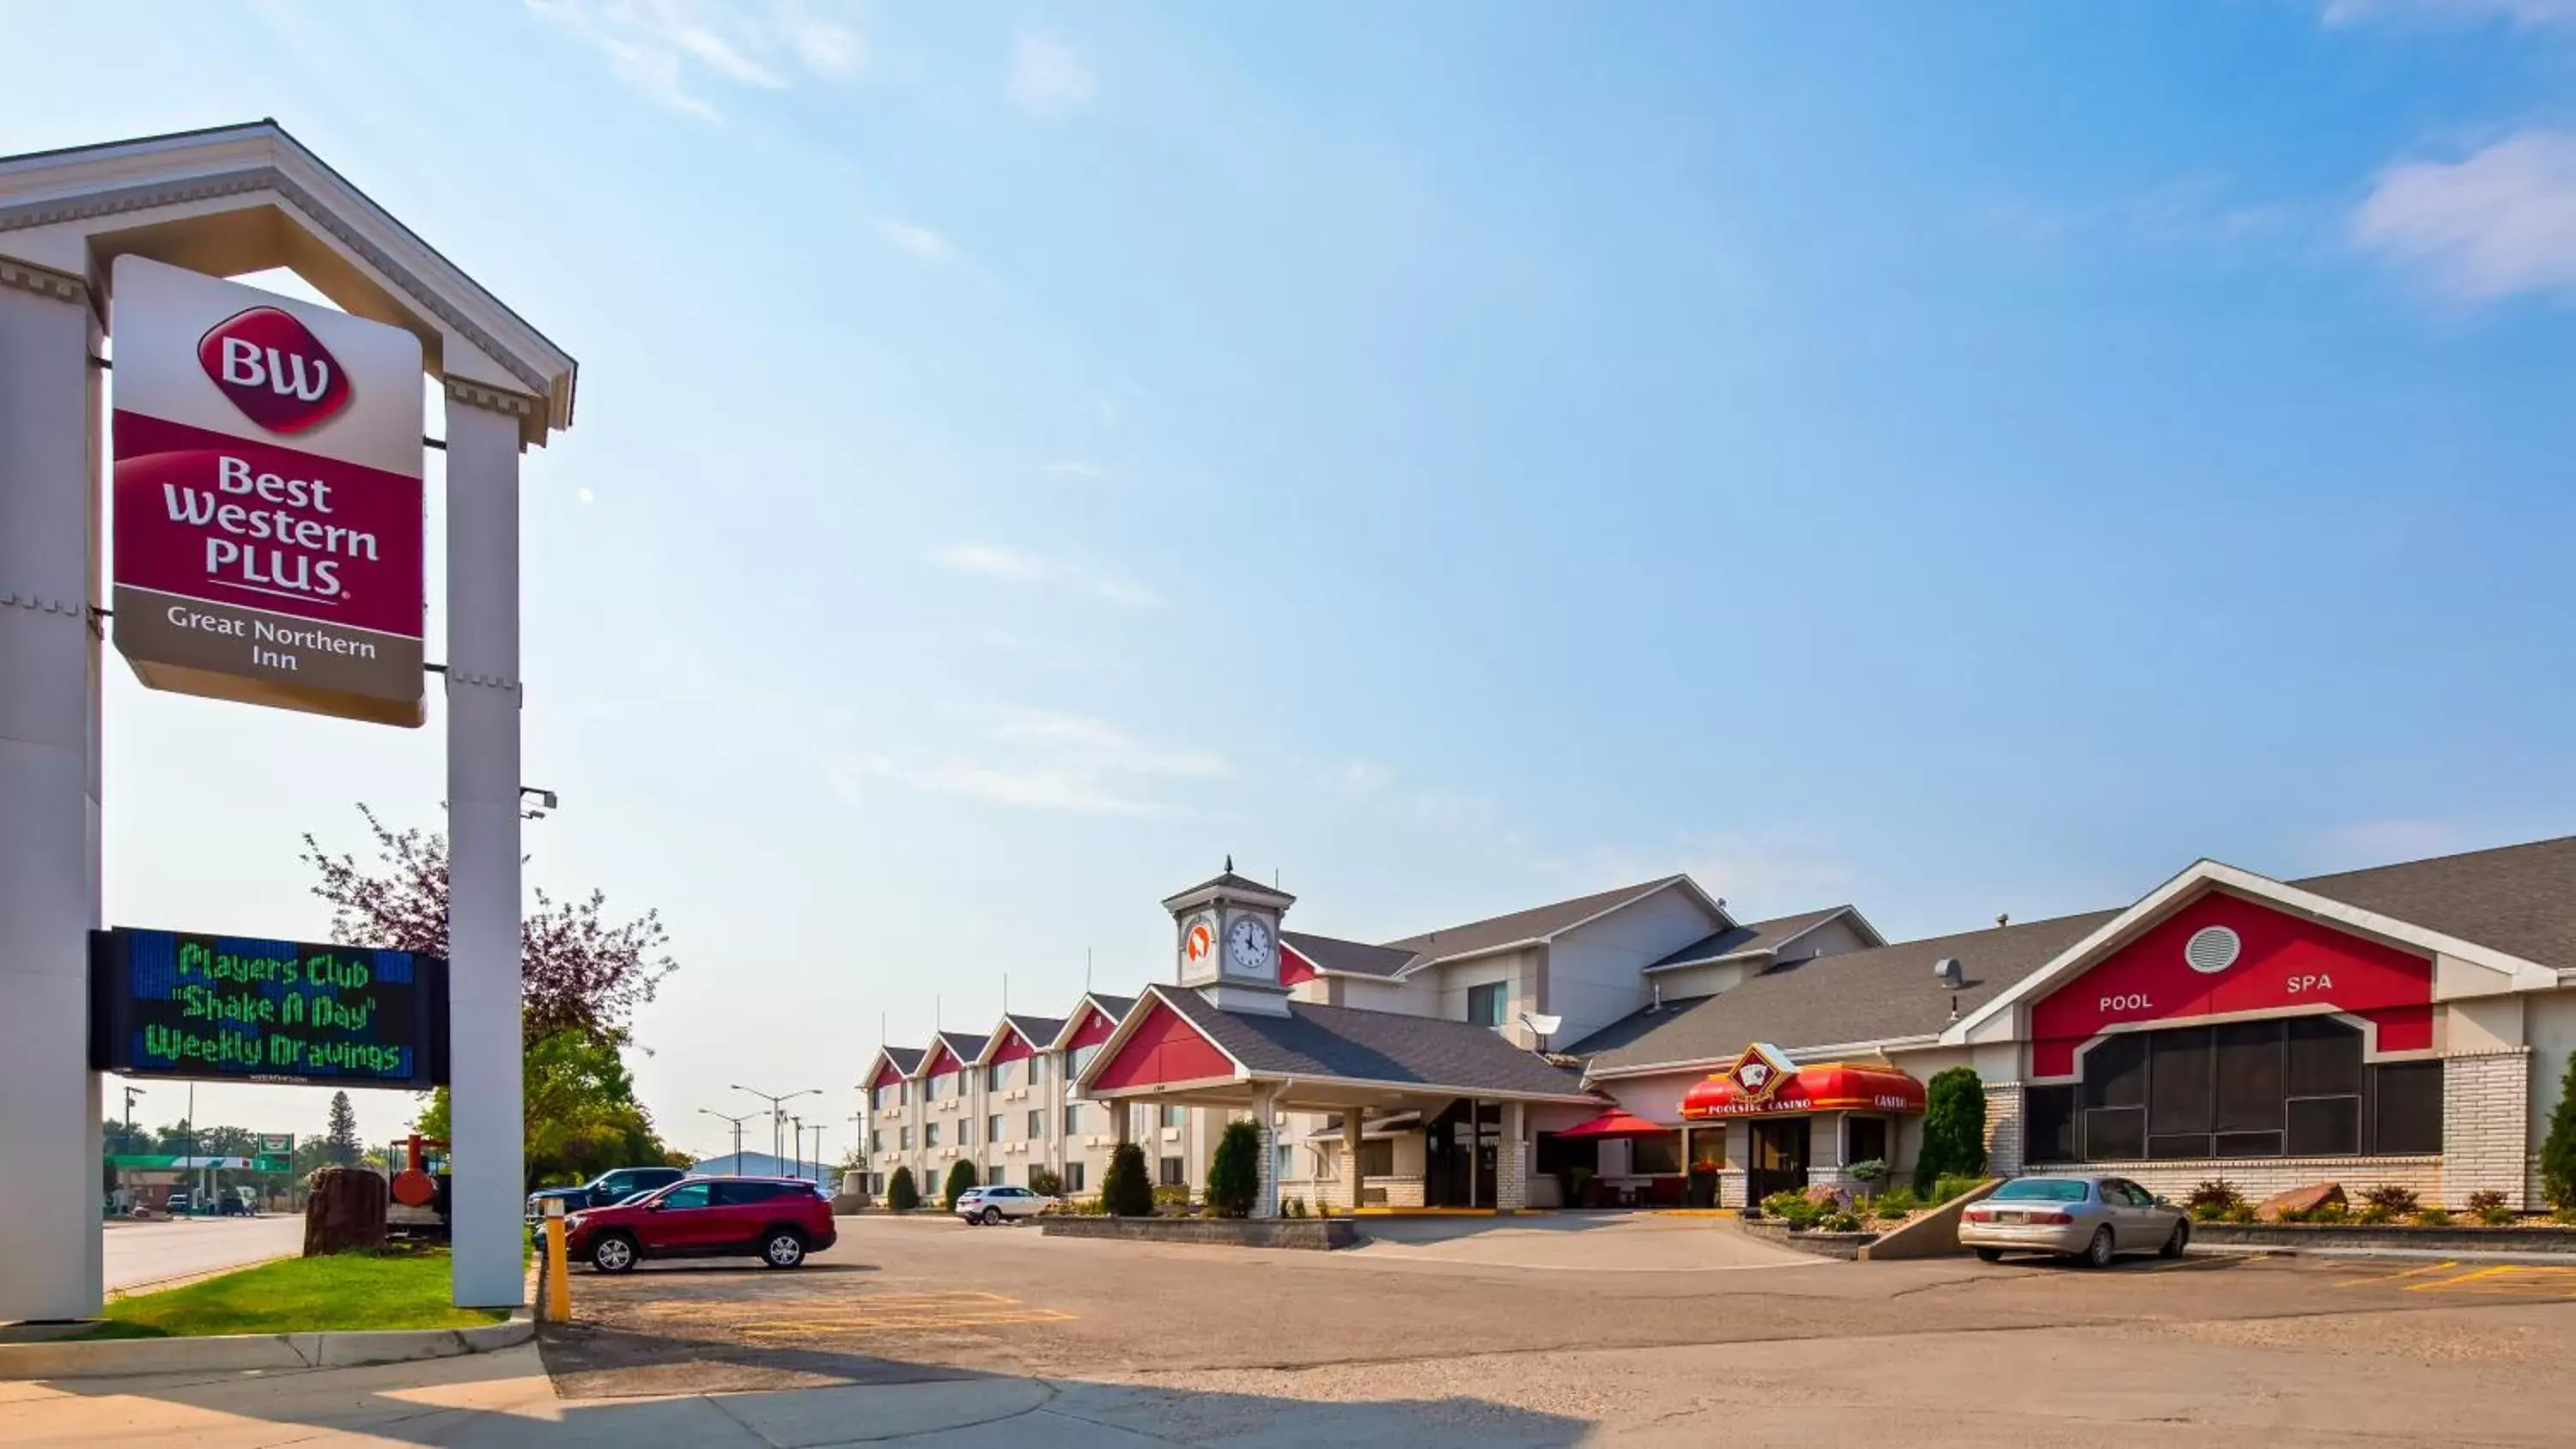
(565, 1176, 837, 1272)
(526, 1165, 688, 1222)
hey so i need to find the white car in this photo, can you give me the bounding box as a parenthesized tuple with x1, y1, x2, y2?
(955, 1185, 1049, 1225)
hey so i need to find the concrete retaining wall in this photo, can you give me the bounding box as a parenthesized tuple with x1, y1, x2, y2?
(1860, 1179, 2002, 1261)
(1736, 1219, 1872, 1261)
(2192, 1222, 2576, 1255)
(1039, 1216, 1358, 1251)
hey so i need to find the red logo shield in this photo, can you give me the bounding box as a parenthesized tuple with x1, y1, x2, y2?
(196, 306, 351, 433)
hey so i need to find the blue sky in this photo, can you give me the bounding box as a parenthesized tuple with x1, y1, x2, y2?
(11, 1, 2573, 1158)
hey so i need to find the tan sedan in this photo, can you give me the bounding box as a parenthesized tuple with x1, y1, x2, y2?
(1957, 1174, 2190, 1267)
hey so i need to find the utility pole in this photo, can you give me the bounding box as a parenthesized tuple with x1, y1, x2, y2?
(789, 1114, 805, 1179)
(698, 1108, 756, 1175)
(730, 1085, 818, 1166)
(811, 1124, 829, 1180)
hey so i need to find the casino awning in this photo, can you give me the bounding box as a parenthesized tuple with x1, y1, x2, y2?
(1680, 1061, 1926, 1119)
(1552, 1108, 1674, 1140)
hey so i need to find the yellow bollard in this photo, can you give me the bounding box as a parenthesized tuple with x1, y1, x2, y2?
(541, 1197, 573, 1323)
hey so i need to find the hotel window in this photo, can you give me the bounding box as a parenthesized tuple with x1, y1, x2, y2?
(1064, 1103, 1084, 1136)
(1029, 1054, 1047, 1084)
(1159, 1104, 1186, 1129)
(924, 1123, 940, 1149)
(1358, 1138, 1394, 1178)
(1631, 1131, 1684, 1175)
(1028, 1109, 1047, 1138)
(1070, 1044, 1103, 1077)
(989, 1060, 1014, 1091)
(931, 1073, 954, 1101)
(899, 1126, 913, 1149)
(2026, 1016, 2441, 1162)
(869, 1130, 881, 1154)
(1467, 980, 1508, 1028)
(1066, 1162, 1085, 1193)
(1158, 1155, 1185, 1186)
(958, 1118, 974, 1146)
(1130, 1104, 1152, 1138)
(989, 1164, 1007, 1187)
(987, 1114, 1005, 1144)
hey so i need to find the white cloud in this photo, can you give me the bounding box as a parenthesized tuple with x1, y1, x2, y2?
(876, 220, 952, 264)
(1316, 760, 1394, 795)
(2323, 0, 2576, 27)
(2355, 130, 2576, 300)
(1043, 461, 1111, 481)
(1009, 33, 1097, 119)
(831, 708, 1225, 816)
(575, 487, 597, 505)
(932, 543, 1159, 609)
(530, 0, 866, 122)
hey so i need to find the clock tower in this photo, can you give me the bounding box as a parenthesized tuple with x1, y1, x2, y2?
(1162, 858, 1296, 1016)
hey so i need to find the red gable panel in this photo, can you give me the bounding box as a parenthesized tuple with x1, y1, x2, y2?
(990, 1028, 1035, 1066)
(866, 1058, 908, 1090)
(1280, 944, 1317, 987)
(1092, 1001, 1234, 1090)
(1066, 1004, 1121, 1051)
(922, 1042, 963, 1078)
(2030, 891, 2434, 1079)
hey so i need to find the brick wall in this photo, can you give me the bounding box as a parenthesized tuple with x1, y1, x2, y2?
(1984, 1082, 2025, 1178)
(1718, 1168, 1748, 1208)
(2444, 1049, 2532, 1209)
(1497, 1104, 1528, 1210)
(2032, 1154, 2443, 1204)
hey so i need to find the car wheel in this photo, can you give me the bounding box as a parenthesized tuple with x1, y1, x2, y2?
(761, 1230, 807, 1270)
(981, 1207, 1003, 1226)
(1974, 1247, 2004, 1263)
(590, 1234, 639, 1274)
(2160, 1221, 2190, 1258)
(2081, 1227, 2115, 1269)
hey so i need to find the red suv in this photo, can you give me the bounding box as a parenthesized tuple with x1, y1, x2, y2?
(564, 1176, 836, 1273)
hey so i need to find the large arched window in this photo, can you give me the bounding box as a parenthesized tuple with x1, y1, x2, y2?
(2026, 1016, 2442, 1163)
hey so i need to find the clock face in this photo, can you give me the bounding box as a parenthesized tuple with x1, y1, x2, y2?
(1226, 915, 1273, 974)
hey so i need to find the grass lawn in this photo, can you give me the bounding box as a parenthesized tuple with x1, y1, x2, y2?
(94, 1245, 510, 1339)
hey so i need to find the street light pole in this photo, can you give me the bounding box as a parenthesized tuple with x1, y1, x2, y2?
(698, 1108, 757, 1176)
(789, 1114, 805, 1179)
(731, 1084, 819, 1167)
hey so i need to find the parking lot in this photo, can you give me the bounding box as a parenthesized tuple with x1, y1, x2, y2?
(523, 1213, 2576, 1442)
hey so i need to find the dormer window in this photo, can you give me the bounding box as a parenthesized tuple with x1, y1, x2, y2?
(1467, 980, 1508, 1028)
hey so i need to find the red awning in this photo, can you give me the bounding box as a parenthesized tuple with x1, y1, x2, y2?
(1680, 1061, 1926, 1119)
(1552, 1109, 1674, 1140)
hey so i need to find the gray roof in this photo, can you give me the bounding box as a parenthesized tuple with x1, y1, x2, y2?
(1573, 911, 2118, 1072)
(1150, 985, 1600, 1100)
(1381, 876, 1695, 964)
(2289, 835, 2576, 973)
(1645, 906, 1857, 971)
(932, 1031, 988, 1065)
(1088, 992, 1138, 1021)
(1002, 1014, 1066, 1047)
(873, 1046, 924, 1078)
(1282, 931, 1420, 979)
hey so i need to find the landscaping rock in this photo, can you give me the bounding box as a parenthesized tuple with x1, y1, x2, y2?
(304, 1167, 388, 1256)
(2255, 1182, 2345, 1222)
(1803, 1184, 1853, 1210)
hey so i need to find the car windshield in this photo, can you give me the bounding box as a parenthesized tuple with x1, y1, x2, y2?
(1990, 1179, 2091, 1203)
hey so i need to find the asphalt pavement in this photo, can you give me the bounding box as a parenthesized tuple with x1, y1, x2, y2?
(100, 1215, 302, 1292)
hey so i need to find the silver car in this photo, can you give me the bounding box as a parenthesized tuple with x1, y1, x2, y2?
(1957, 1174, 2190, 1267)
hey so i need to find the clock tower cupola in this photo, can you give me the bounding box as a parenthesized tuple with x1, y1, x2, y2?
(1162, 858, 1297, 1016)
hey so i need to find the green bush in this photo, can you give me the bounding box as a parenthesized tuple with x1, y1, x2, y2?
(1846, 1158, 1888, 1186)
(887, 1166, 920, 1212)
(2353, 1203, 2392, 1225)
(1206, 1119, 1261, 1218)
(2360, 1184, 2421, 1217)
(2552, 1205, 2576, 1227)
(2221, 1203, 2258, 1224)
(1028, 1167, 1063, 1197)
(1817, 1210, 1864, 1234)
(1911, 1068, 1988, 1196)
(2312, 1202, 2348, 1224)
(2543, 1052, 2576, 1211)
(1927, 1173, 1985, 1206)
(943, 1161, 980, 1211)
(2186, 1179, 2245, 1217)
(2415, 1207, 2453, 1228)
(1103, 1142, 1154, 1217)
(1759, 1190, 1824, 1228)
(1072, 1194, 1109, 1216)
(1873, 1185, 1921, 1216)
(2466, 1190, 2508, 1216)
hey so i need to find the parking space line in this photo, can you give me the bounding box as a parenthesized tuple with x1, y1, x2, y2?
(2333, 1259, 2458, 1288)
(2402, 1264, 2576, 1298)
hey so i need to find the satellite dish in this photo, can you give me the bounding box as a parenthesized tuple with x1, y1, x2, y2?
(1522, 1013, 1564, 1038)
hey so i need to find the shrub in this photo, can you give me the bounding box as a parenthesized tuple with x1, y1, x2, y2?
(2187, 1179, 2245, 1216)
(1283, 1196, 1306, 1219)
(887, 1166, 920, 1212)
(1912, 1068, 1989, 1196)
(1873, 1185, 1922, 1216)
(2478, 1205, 2517, 1227)
(2353, 1203, 2392, 1225)
(2466, 1190, 2509, 1216)
(2221, 1203, 2258, 1224)
(1928, 1174, 1985, 1206)
(1760, 1190, 1826, 1228)
(1028, 1167, 1063, 1198)
(2311, 1202, 2348, 1225)
(1103, 1143, 1154, 1217)
(1818, 1210, 1864, 1234)
(2360, 1184, 2421, 1217)
(1847, 1159, 1888, 1186)
(2543, 1052, 2576, 1211)
(1151, 1183, 1194, 1214)
(2415, 1207, 2453, 1228)
(1206, 1119, 1261, 1219)
(2275, 1207, 2312, 1224)
(943, 1161, 980, 1211)
(2553, 1205, 2576, 1227)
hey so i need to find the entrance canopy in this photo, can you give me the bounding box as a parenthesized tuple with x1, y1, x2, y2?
(1680, 1060, 1925, 1119)
(1553, 1108, 1672, 1140)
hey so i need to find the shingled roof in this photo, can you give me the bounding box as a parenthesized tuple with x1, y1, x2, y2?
(2289, 834, 2576, 973)
(1378, 876, 1704, 966)
(1644, 906, 1865, 972)
(1281, 931, 1419, 979)
(1002, 1013, 1066, 1047)
(1145, 985, 1601, 1101)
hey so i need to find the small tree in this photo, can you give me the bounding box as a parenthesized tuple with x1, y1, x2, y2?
(943, 1161, 980, 1211)
(1028, 1166, 1064, 1197)
(887, 1166, 920, 1211)
(2542, 1052, 2576, 1210)
(1103, 1142, 1154, 1217)
(1913, 1067, 1988, 1196)
(1206, 1120, 1261, 1218)
(325, 1091, 363, 1167)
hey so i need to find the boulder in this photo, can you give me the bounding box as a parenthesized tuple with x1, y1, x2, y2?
(2255, 1182, 2345, 1222)
(303, 1167, 389, 1256)
(1803, 1184, 1853, 1210)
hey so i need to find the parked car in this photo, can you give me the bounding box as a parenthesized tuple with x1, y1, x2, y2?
(564, 1176, 835, 1272)
(162, 1189, 192, 1214)
(955, 1185, 1051, 1225)
(526, 1165, 688, 1222)
(1958, 1174, 2189, 1267)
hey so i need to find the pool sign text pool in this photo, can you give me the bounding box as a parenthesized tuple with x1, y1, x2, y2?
(108, 256, 427, 726)
(88, 927, 450, 1089)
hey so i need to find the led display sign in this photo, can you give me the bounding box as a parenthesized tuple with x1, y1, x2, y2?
(89, 928, 448, 1089)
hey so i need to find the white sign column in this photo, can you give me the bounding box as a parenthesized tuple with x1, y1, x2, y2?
(0, 260, 106, 1321)
(444, 380, 530, 1307)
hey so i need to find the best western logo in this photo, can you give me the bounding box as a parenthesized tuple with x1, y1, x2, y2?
(196, 306, 351, 433)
